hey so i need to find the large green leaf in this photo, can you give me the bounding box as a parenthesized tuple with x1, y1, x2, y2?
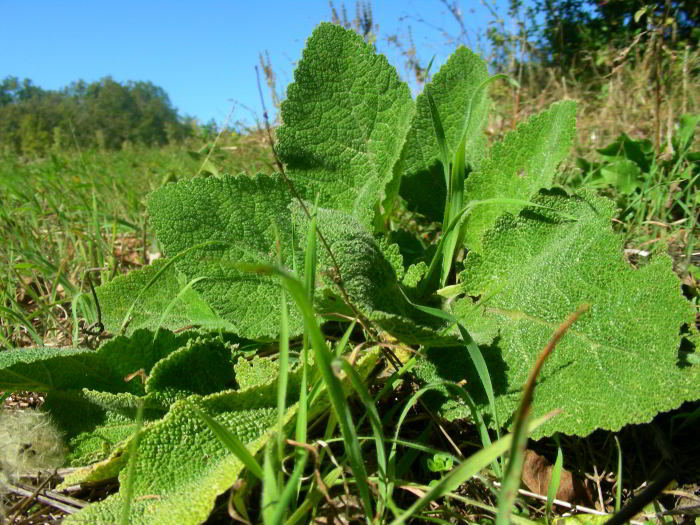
(0, 330, 188, 394)
(64, 348, 380, 525)
(51, 332, 241, 485)
(0, 331, 242, 470)
(462, 100, 577, 251)
(43, 390, 144, 467)
(148, 173, 305, 339)
(420, 190, 698, 438)
(277, 22, 414, 227)
(96, 258, 234, 335)
(64, 392, 282, 525)
(398, 47, 489, 222)
(149, 174, 449, 343)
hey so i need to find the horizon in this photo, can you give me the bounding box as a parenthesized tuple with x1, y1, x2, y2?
(1, 1, 525, 129)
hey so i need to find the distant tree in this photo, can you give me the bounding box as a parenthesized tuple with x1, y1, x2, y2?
(0, 76, 45, 106)
(536, 0, 593, 70)
(128, 81, 181, 145)
(596, 0, 698, 45)
(0, 77, 19, 106)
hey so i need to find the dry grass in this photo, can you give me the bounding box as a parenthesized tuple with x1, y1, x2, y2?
(487, 41, 700, 158)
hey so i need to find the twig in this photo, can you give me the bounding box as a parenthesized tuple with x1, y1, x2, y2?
(8, 474, 61, 520)
(80, 272, 104, 337)
(7, 482, 86, 514)
(585, 439, 607, 510)
(490, 480, 645, 525)
(602, 465, 677, 525)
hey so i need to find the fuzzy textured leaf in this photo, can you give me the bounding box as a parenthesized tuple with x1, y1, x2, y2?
(399, 47, 489, 222)
(145, 336, 239, 405)
(64, 349, 380, 525)
(1, 331, 242, 470)
(277, 22, 414, 227)
(421, 190, 698, 438)
(462, 100, 577, 251)
(55, 333, 243, 485)
(233, 355, 279, 390)
(64, 392, 282, 525)
(149, 174, 449, 343)
(148, 173, 305, 339)
(43, 391, 143, 467)
(0, 330, 188, 394)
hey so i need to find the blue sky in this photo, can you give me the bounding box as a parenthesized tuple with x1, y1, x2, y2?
(1, 1, 522, 128)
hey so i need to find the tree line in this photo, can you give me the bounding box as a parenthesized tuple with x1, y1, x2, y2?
(0, 76, 196, 156)
(3, 1, 696, 157)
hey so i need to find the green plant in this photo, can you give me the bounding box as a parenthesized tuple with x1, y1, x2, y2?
(0, 22, 697, 523)
(425, 452, 454, 474)
(569, 114, 699, 268)
(573, 115, 699, 212)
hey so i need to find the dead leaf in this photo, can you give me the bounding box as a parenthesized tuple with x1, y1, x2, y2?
(521, 449, 594, 506)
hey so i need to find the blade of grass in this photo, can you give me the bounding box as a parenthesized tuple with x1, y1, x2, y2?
(334, 320, 356, 358)
(398, 289, 501, 460)
(420, 196, 578, 296)
(364, 354, 417, 426)
(297, 196, 318, 452)
(440, 137, 466, 287)
(119, 240, 228, 334)
(395, 482, 539, 525)
(0, 305, 43, 345)
(321, 435, 461, 465)
(119, 398, 145, 525)
(275, 224, 290, 464)
(91, 190, 107, 284)
(395, 425, 436, 480)
(240, 263, 374, 524)
(436, 73, 519, 288)
(496, 304, 589, 525)
(304, 196, 319, 305)
(546, 438, 563, 524)
(269, 450, 308, 525)
(614, 435, 623, 512)
(262, 440, 281, 525)
(459, 74, 518, 143)
(284, 466, 343, 525)
(387, 379, 493, 511)
(152, 275, 210, 341)
(497, 411, 530, 525)
(425, 87, 451, 191)
(338, 360, 390, 520)
(70, 291, 95, 345)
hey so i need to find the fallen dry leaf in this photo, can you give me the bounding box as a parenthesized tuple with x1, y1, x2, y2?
(521, 449, 594, 507)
